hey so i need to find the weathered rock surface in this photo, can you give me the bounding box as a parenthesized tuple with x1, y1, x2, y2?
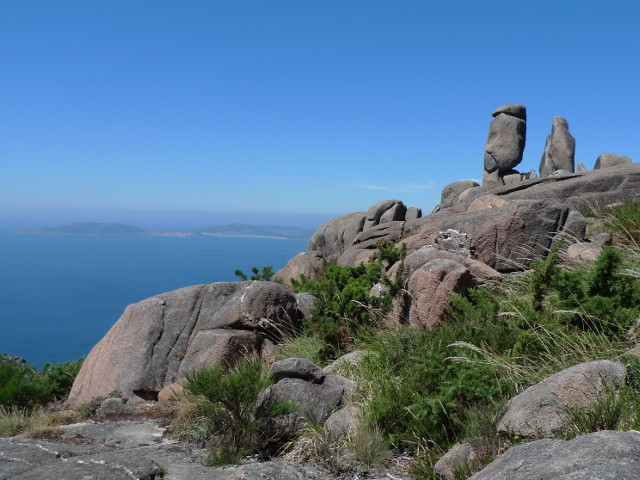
(492, 163, 640, 213)
(257, 359, 356, 442)
(323, 350, 375, 376)
(324, 405, 361, 437)
(413, 246, 496, 279)
(294, 292, 318, 319)
(440, 180, 480, 209)
(405, 206, 422, 221)
(470, 430, 640, 480)
(308, 211, 366, 260)
(539, 116, 575, 177)
(594, 152, 632, 169)
(269, 357, 325, 384)
(484, 104, 527, 187)
(0, 423, 333, 480)
(404, 258, 474, 327)
(98, 397, 140, 416)
(434, 441, 476, 480)
(497, 360, 626, 436)
(274, 251, 324, 287)
(68, 281, 302, 408)
(364, 199, 407, 230)
(403, 198, 569, 272)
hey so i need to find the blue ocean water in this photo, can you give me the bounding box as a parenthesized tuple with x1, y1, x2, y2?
(0, 232, 307, 368)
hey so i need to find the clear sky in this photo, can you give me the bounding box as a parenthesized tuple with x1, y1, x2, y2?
(1, 1, 639, 230)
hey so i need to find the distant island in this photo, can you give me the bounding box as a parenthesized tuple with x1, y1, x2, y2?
(15, 222, 313, 240)
(15, 223, 147, 236)
(192, 224, 313, 240)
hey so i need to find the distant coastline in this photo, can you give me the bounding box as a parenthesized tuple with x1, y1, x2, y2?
(14, 222, 313, 240)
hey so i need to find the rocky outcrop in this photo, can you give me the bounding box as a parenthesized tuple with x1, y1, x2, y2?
(68, 281, 302, 408)
(308, 200, 420, 261)
(594, 152, 632, 169)
(274, 251, 325, 286)
(440, 180, 480, 209)
(403, 198, 569, 272)
(364, 199, 406, 229)
(404, 259, 474, 327)
(483, 104, 526, 187)
(324, 405, 361, 437)
(256, 358, 356, 442)
(308, 211, 367, 260)
(470, 430, 640, 480)
(0, 353, 34, 370)
(539, 116, 575, 177)
(388, 247, 500, 326)
(497, 360, 626, 437)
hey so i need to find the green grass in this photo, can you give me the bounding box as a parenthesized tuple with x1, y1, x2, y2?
(289, 235, 640, 476)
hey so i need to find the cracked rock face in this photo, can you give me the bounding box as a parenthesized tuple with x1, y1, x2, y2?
(483, 104, 527, 187)
(67, 281, 302, 408)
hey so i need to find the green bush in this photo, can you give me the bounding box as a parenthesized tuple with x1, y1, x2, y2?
(182, 360, 294, 465)
(0, 359, 84, 411)
(234, 266, 274, 281)
(291, 243, 405, 358)
(356, 289, 518, 449)
(552, 247, 640, 334)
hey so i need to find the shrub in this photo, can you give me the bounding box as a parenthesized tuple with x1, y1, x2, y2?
(291, 243, 405, 358)
(0, 358, 84, 411)
(552, 247, 640, 334)
(180, 359, 294, 465)
(234, 266, 274, 281)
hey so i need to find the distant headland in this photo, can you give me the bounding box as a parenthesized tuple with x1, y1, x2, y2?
(14, 222, 313, 240)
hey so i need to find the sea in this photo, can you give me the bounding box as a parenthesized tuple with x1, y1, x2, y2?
(0, 232, 308, 369)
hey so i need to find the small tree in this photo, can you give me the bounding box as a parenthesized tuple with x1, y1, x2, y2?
(234, 266, 274, 281)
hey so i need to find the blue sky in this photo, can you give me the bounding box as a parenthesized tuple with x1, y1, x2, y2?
(1, 1, 639, 230)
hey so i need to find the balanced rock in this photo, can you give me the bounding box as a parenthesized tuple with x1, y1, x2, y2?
(539, 116, 575, 177)
(484, 104, 527, 187)
(68, 281, 302, 408)
(594, 152, 632, 169)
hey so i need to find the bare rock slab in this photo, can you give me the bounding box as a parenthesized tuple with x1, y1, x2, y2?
(497, 360, 626, 436)
(470, 430, 640, 480)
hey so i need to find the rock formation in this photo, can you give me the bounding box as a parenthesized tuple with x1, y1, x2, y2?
(594, 152, 632, 169)
(256, 358, 356, 443)
(440, 180, 480, 209)
(483, 104, 527, 187)
(539, 116, 575, 176)
(68, 281, 304, 408)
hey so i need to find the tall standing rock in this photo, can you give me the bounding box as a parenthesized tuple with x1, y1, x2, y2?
(483, 104, 527, 187)
(539, 116, 575, 177)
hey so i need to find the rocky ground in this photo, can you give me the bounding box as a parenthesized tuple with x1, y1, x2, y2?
(0, 414, 414, 480)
